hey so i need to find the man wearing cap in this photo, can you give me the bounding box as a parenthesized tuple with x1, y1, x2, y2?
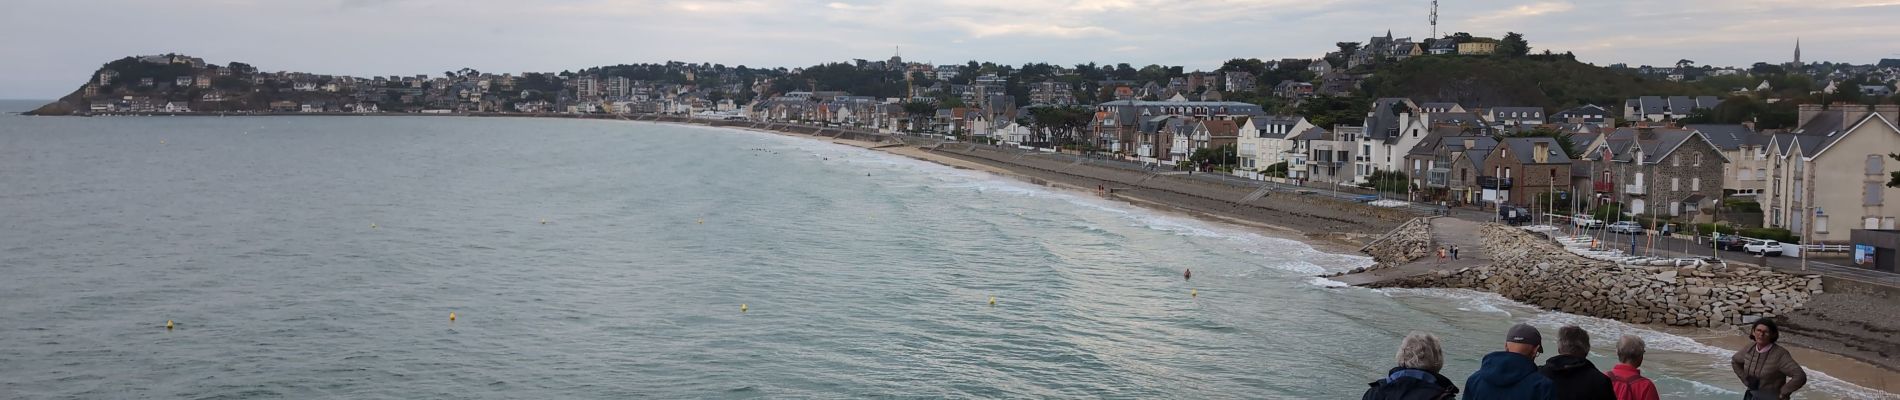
(1464, 323, 1556, 400)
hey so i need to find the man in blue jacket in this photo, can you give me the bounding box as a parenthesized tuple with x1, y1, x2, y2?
(1464, 323, 1556, 400)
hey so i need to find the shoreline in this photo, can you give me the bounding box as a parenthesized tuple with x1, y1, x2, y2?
(698, 120, 1900, 396)
(33, 112, 1897, 396)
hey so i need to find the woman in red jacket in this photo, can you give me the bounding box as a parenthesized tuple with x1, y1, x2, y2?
(1605, 335, 1659, 400)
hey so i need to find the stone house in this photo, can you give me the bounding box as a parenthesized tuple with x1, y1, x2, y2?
(1687, 124, 1773, 198)
(1581, 127, 1730, 219)
(1487, 137, 1574, 209)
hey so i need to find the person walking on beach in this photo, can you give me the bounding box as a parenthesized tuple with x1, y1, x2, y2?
(1450, 245, 1460, 260)
(1731, 320, 1806, 400)
(1463, 323, 1555, 400)
(1362, 331, 1460, 400)
(1437, 246, 1447, 264)
(1538, 326, 1615, 400)
(1605, 335, 1659, 400)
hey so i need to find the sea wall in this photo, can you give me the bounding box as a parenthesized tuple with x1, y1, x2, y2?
(1373, 224, 1824, 327)
(1351, 217, 1435, 272)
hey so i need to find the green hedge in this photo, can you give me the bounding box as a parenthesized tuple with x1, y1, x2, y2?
(1737, 227, 1800, 243)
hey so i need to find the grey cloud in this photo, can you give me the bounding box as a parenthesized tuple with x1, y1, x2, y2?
(3, 0, 1897, 98)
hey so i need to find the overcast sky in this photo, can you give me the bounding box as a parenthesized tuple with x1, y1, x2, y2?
(3, 0, 1896, 99)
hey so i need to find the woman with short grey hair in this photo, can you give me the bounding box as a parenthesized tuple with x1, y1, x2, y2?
(1362, 331, 1459, 400)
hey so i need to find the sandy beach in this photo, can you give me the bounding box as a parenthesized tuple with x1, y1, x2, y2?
(709, 121, 1900, 395)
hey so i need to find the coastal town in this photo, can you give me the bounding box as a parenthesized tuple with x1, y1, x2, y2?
(35, 31, 1900, 260)
(14, 22, 1900, 397)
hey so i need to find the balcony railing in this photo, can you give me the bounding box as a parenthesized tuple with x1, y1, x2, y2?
(1478, 176, 1514, 189)
(1593, 181, 1615, 193)
(1625, 184, 1645, 195)
(1426, 169, 1450, 188)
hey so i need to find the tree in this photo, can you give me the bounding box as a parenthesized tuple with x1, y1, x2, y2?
(1750, 62, 1785, 75)
(1889, 153, 1900, 189)
(1220, 58, 1268, 76)
(1364, 170, 1410, 194)
(1336, 42, 1362, 56)
(1189, 144, 1238, 168)
(1497, 32, 1530, 57)
(1449, 32, 1474, 43)
(1262, 161, 1289, 177)
(902, 100, 936, 132)
(1676, 59, 1696, 69)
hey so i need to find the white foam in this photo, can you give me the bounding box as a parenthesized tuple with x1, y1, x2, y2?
(1377, 288, 1521, 315)
(1307, 277, 1350, 288)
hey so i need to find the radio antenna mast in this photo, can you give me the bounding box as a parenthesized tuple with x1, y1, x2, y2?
(1429, 0, 1439, 38)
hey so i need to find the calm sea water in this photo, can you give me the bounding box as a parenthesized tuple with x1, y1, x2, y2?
(0, 101, 1887, 399)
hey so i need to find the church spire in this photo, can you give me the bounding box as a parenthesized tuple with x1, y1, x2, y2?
(1793, 37, 1801, 67)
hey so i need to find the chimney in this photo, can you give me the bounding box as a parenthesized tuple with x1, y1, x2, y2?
(1533, 142, 1550, 163)
(1843, 104, 1872, 127)
(1637, 127, 1658, 141)
(1797, 103, 1825, 128)
(1877, 104, 1900, 124)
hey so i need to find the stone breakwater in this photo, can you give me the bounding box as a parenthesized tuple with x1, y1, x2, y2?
(1370, 224, 1824, 327)
(1342, 217, 1434, 274)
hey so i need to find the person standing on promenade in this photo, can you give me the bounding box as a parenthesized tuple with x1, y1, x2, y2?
(1538, 326, 1615, 400)
(1464, 323, 1555, 400)
(1437, 246, 1448, 264)
(1450, 245, 1460, 260)
(1363, 331, 1460, 400)
(1731, 320, 1806, 400)
(1605, 335, 1659, 400)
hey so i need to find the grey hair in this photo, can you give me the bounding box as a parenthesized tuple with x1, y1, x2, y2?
(1616, 335, 1646, 363)
(1557, 325, 1591, 356)
(1395, 331, 1445, 372)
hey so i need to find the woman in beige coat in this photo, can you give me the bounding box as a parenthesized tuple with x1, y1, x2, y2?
(1730, 320, 1806, 400)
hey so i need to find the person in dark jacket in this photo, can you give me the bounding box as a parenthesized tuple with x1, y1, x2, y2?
(1364, 331, 1460, 400)
(1539, 325, 1616, 400)
(1464, 323, 1556, 400)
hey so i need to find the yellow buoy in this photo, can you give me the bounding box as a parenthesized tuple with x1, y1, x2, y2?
(165, 320, 174, 330)
(540, 218, 548, 225)
(988, 296, 997, 306)
(740, 304, 748, 313)
(370, 223, 378, 229)
(697, 218, 705, 224)
(449, 312, 457, 322)
(1191, 288, 1198, 298)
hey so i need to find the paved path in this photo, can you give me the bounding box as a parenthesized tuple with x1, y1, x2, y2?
(1331, 218, 1490, 286)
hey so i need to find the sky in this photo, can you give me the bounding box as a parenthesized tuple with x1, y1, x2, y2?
(3, 0, 1898, 99)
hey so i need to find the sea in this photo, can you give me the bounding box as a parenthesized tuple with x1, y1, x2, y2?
(0, 100, 1889, 399)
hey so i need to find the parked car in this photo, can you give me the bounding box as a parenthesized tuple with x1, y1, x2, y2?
(1744, 240, 1784, 256)
(1498, 206, 1532, 225)
(1713, 234, 1747, 251)
(1606, 221, 1643, 234)
(1352, 194, 1379, 203)
(1571, 214, 1605, 229)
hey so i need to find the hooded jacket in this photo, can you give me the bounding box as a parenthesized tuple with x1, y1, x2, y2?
(1463, 351, 1556, 400)
(1538, 354, 1616, 400)
(1362, 367, 1459, 400)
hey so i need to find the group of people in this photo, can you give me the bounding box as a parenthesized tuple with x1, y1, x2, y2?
(1437, 245, 1461, 262)
(1363, 320, 1807, 400)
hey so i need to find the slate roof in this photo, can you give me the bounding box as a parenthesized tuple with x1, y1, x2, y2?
(1554, 104, 1609, 119)
(1419, 102, 1462, 112)
(1488, 107, 1545, 120)
(1499, 137, 1572, 164)
(1627, 96, 1719, 116)
(1291, 126, 1330, 141)
(1364, 98, 1415, 140)
(1685, 124, 1753, 150)
(1201, 119, 1240, 136)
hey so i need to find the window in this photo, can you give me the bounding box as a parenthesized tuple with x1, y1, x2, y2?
(1672, 177, 1679, 191)
(1692, 178, 1700, 191)
(1635, 172, 1644, 187)
(1673, 156, 1680, 167)
(1869, 217, 1882, 230)
(1871, 154, 1887, 176)
(1756, 168, 1766, 181)
(1816, 215, 1828, 233)
(1886, 217, 1897, 230)
(1869, 182, 1885, 206)
(1740, 169, 1754, 181)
